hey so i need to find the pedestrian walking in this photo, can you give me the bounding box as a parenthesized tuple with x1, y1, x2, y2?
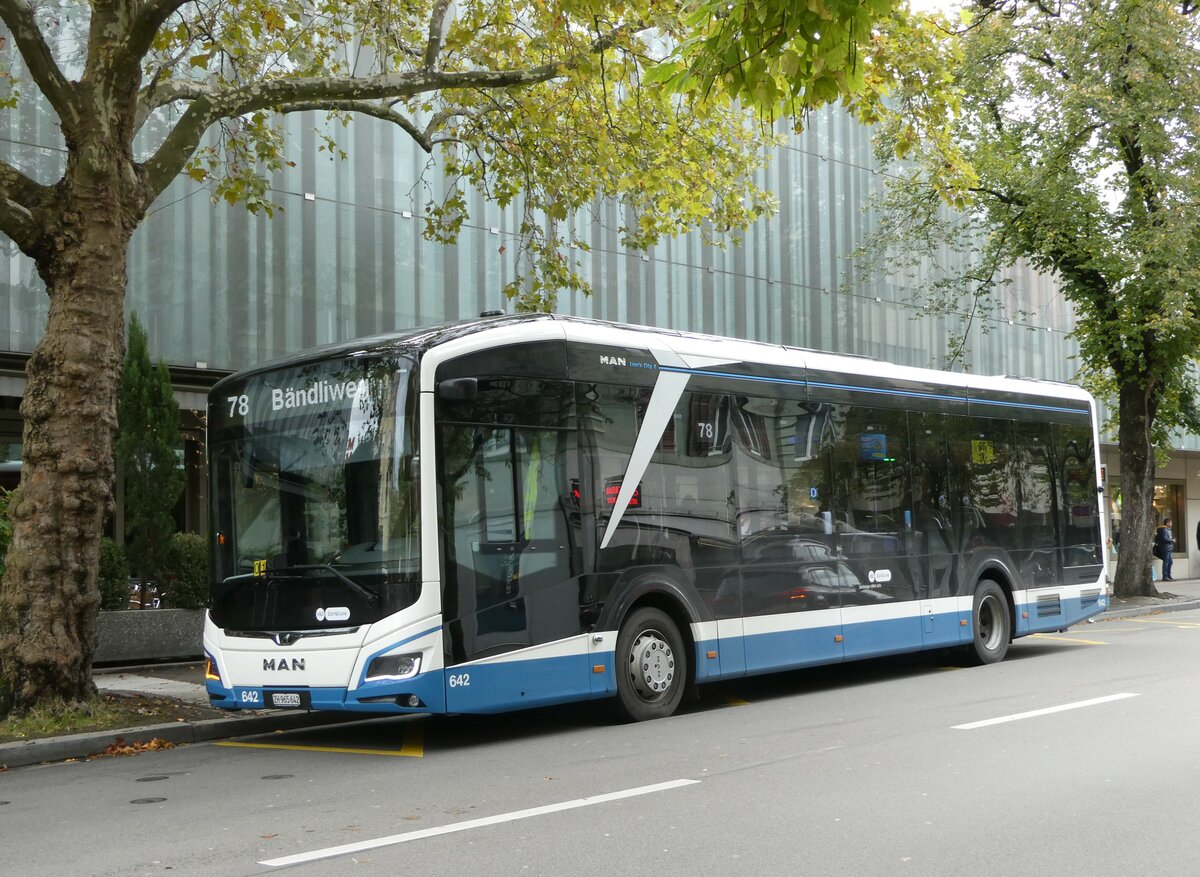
(1155, 517, 1176, 581)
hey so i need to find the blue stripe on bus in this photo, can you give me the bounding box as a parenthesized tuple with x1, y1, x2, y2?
(207, 596, 1105, 716)
(445, 652, 602, 714)
(658, 366, 1086, 415)
(1016, 592, 1108, 636)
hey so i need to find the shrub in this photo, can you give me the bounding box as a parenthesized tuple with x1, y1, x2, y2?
(162, 532, 209, 609)
(98, 538, 129, 611)
(117, 312, 183, 586)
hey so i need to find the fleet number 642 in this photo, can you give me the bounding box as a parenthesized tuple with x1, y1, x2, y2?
(448, 673, 471, 688)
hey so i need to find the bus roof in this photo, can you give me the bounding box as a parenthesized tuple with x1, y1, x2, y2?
(212, 313, 1092, 410)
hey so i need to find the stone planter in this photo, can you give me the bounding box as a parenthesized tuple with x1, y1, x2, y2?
(94, 608, 206, 665)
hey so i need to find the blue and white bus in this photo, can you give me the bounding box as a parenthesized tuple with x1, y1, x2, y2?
(203, 314, 1107, 721)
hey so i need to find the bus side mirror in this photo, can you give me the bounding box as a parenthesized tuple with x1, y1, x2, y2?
(438, 378, 478, 401)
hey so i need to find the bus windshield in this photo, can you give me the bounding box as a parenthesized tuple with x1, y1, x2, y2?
(208, 355, 419, 633)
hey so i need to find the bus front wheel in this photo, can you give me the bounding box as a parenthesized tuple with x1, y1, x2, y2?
(968, 580, 1011, 665)
(613, 607, 687, 722)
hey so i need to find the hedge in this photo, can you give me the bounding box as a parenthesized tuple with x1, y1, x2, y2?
(162, 532, 209, 609)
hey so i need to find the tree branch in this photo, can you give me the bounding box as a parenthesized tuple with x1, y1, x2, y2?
(279, 100, 437, 152)
(116, 0, 192, 84)
(139, 20, 644, 208)
(138, 98, 216, 209)
(0, 158, 52, 252)
(424, 0, 455, 69)
(970, 185, 1026, 207)
(0, 0, 76, 126)
(145, 65, 566, 121)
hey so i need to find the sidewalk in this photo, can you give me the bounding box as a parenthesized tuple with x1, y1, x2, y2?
(4, 578, 1199, 770)
(1098, 574, 1200, 619)
(1, 663, 359, 770)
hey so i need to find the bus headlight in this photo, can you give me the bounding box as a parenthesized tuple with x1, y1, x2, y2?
(366, 653, 422, 682)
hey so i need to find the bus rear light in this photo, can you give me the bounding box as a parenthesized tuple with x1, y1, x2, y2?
(366, 653, 421, 682)
(204, 654, 222, 684)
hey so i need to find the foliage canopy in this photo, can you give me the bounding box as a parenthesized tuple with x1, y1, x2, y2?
(862, 0, 1200, 595)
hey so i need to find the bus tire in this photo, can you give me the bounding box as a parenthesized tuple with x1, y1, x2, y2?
(613, 607, 687, 722)
(967, 580, 1011, 665)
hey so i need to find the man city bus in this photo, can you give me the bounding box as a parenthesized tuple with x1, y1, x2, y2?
(203, 314, 1107, 721)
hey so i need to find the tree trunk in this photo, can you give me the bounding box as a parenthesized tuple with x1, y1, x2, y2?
(0, 191, 132, 715)
(1112, 379, 1159, 598)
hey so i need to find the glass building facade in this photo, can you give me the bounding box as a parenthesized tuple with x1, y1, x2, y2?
(2, 106, 1081, 375)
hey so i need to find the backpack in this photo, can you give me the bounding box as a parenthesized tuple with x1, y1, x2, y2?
(1153, 528, 1166, 558)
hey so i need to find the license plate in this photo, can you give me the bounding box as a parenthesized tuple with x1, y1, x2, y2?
(269, 691, 308, 709)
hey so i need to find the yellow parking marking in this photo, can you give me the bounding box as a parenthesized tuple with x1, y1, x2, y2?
(215, 727, 424, 758)
(725, 697, 750, 706)
(1128, 618, 1200, 629)
(1030, 633, 1108, 646)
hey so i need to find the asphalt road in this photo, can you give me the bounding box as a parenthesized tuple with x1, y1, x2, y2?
(4, 611, 1199, 876)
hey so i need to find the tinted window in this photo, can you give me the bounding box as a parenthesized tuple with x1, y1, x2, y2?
(1057, 422, 1102, 570)
(1015, 422, 1060, 587)
(582, 384, 736, 614)
(947, 415, 1017, 555)
(910, 412, 956, 598)
(826, 405, 915, 603)
(438, 379, 581, 663)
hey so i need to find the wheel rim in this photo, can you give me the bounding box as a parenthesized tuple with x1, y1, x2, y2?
(977, 593, 1005, 652)
(627, 628, 676, 702)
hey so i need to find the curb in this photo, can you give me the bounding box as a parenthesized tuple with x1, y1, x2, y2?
(1097, 597, 1200, 621)
(0, 709, 363, 770)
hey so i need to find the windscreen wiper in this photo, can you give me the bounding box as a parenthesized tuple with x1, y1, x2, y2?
(290, 563, 382, 607)
(214, 564, 381, 608)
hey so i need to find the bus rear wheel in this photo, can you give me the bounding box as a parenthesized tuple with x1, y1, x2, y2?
(967, 580, 1011, 665)
(613, 607, 687, 722)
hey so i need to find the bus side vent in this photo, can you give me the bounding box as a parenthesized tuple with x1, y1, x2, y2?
(1037, 594, 1062, 617)
(1080, 589, 1101, 607)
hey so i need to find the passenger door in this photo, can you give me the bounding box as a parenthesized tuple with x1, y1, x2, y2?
(438, 377, 588, 712)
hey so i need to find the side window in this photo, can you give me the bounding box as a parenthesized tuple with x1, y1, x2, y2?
(1057, 422, 1102, 568)
(826, 405, 914, 602)
(947, 416, 1018, 553)
(827, 405, 910, 557)
(731, 396, 841, 617)
(733, 396, 832, 545)
(1015, 422, 1060, 587)
(911, 412, 955, 598)
(582, 384, 735, 567)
